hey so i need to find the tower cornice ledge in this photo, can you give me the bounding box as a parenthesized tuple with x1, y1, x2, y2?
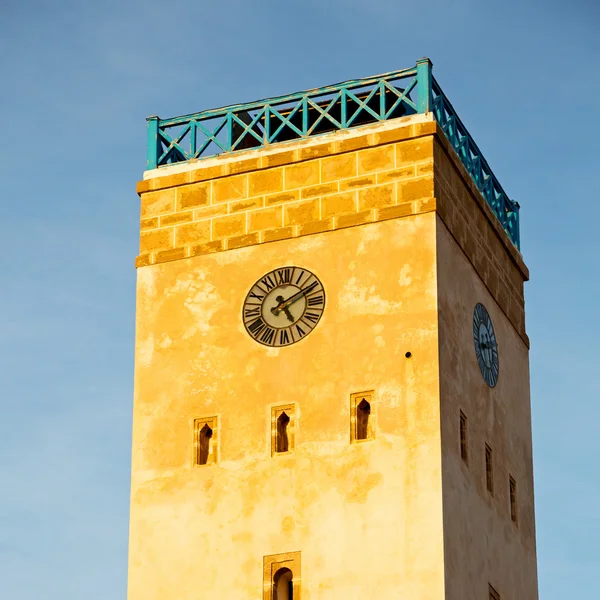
(136, 113, 527, 283)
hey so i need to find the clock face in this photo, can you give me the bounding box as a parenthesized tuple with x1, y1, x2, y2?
(242, 266, 325, 347)
(473, 303, 499, 388)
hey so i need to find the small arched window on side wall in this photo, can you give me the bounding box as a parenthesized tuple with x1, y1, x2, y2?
(351, 391, 375, 443)
(194, 416, 218, 466)
(272, 405, 295, 455)
(273, 567, 293, 600)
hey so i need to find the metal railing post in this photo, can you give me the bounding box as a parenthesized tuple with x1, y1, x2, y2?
(416, 57, 433, 114)
(146, 115, 160, 170)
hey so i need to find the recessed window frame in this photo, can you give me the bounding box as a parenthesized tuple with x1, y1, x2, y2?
(350, 391, 375, 443)
(485, 443, 494, 496)
(509, 475, 518, 525)
(489, 583, 500, 600)
(263, 551, 301, 600)
(271, 404, 295, 456)
(193, 416, 218, 466)
(459, 410, 468, 464)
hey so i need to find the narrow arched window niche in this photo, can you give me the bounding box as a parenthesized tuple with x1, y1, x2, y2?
(271, 405, 295, 456)
(350, 391, 375, 443)
(277, 412, 290, 453)
(198, 423, 213, 465)
(273, 567, 294, 600)
(356, 399, 370, 440)
(263, 551, 301, 600)
(194, 416, 218, 466)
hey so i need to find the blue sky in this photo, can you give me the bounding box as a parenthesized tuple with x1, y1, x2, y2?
(1, 0, 598, 598)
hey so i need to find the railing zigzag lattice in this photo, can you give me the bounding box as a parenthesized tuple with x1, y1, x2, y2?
(430, 78, 520, 248)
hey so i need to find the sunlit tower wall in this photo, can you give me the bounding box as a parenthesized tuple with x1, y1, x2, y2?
(128, 58, 538, 600)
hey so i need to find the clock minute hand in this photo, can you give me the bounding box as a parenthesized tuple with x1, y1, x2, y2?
(282, 281, 318, 309)
(271, 282, 318, 316)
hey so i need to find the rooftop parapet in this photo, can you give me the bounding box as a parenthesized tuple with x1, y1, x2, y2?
(145, 58, 520, 249)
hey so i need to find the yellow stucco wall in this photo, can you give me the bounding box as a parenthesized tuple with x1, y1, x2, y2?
(129, 214, 445, 599)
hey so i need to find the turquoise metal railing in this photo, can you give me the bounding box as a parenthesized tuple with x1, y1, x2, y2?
(430, 78, 520, 248)
(146, 58, 520, 248)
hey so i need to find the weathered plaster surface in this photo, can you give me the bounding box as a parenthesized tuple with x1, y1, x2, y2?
(128, 214, 445, 599)
(437, 217, 538, 600)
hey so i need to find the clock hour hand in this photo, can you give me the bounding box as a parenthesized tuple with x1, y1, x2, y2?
(272, 295, 294, 322)
(480, 341, 498, 350)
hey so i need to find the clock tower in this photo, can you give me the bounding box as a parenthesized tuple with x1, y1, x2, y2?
(127, 59, 538, 600)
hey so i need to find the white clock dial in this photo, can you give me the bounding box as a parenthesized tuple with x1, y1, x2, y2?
(243, 266, 325, 347)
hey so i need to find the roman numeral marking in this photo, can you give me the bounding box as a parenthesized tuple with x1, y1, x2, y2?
(249, 291, 265, 301)
(248, 318, 267, 337)
(295, 324, 306, 338)
(260, 275, 276, 291)
(302, 280, 318, 294)
(244, 306, 261, 318)
(276, 268, 292, 285)
(307, 294, 324, 307)
(304, 311, 320, 324)
(279, 329, 290, 345)
(477, 355, 485, 372)
(295, 270, 306, 286)
(260, 327, 276, 345)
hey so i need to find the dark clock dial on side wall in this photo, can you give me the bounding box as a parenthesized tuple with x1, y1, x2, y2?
(473, 302, 499, 388)
(242, 266, 325, 347)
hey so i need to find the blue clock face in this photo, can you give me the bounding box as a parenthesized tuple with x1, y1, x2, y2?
(473, 303, 499, 388)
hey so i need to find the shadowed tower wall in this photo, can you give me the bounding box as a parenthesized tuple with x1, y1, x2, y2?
(127, 83, 538, 599)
